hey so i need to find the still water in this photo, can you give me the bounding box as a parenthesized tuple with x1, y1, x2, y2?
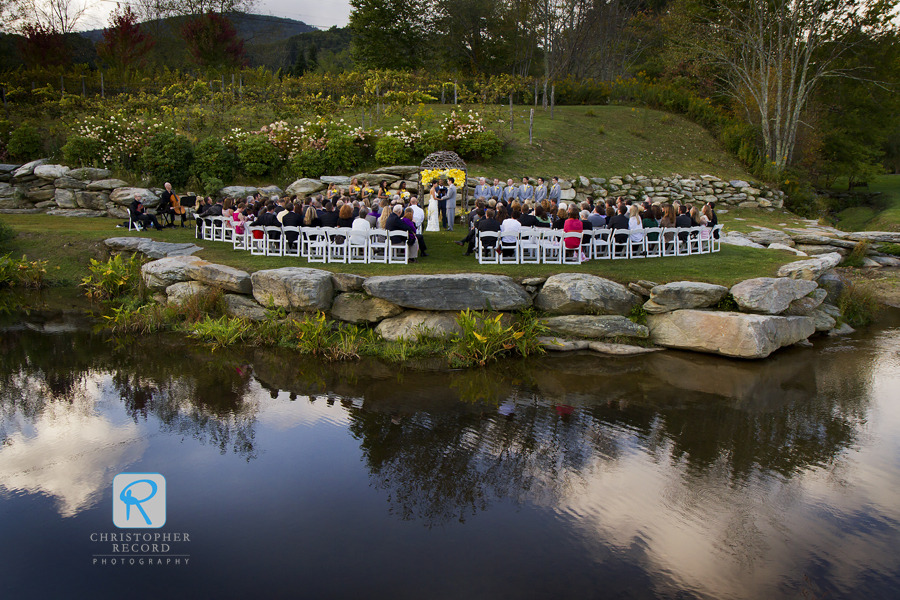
(1, 304, 899, 599)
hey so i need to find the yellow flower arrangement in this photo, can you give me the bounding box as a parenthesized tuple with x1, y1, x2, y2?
(420, 168, 466, 185)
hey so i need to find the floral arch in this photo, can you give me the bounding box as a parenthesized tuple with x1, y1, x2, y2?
(418, 151, 469, 209)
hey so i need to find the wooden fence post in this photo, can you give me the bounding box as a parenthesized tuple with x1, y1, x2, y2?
(542, 80, 548, 110)
(550, 85, 555, 119)
(454, 81, 458, 105)
(529, 109, 534, 145)
(81, 75, 86, 97)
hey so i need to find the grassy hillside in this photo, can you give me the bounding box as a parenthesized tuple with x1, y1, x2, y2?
(832, 175, 900, 232)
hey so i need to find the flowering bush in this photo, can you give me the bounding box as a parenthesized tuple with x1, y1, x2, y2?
(441, 110, 485, 142)
(141, 131, 194, 186)
(229, 118, 367, 161)
(383, 117, 426, 148)
(72, 110, 171, 166)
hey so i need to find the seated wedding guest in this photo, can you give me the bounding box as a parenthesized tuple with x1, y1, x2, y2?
(386, 204, 419, 261)
(564, 206, 583, 251)
(675, 204, 693, 244)
(552, 206, 567, 229)
(337, 203, 355, 228)
(496, 204, 509, 223)
(579, 210, 594, 231)
(534, 204, 551, 228)
(608, 205, 630, 243)
(319, 201, 338, 227)
(500, 207, 522, 257)
(129, 194, 164, 231)
(403, 207, 427, 256)
(409, 197, 425, 230)
(642, 204, 659, 229)
(699, 204, 713, 240)
(455, 208, 485, 249)
(466, 208, 501, 256)
(282, 203, 303, 245)
(518, 203, 538, 227)
(232, 201, 248, 236)
(588, 205, 606, 228)
(303, 205, 322, 227)
(628, 204, 644, 245)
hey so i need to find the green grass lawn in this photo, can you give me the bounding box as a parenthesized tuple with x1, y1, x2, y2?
(832, 174, 900, 232)
(1, 214, 804, 288)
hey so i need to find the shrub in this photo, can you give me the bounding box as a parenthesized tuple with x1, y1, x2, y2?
(414, 130, 446, 156)
(716, 293, 739, 311)
(189, 315, 249, 350)
(375, 135, 412, 165)
(236, 135, 281, 177)
(62, 136, 105, 167)
(842, 241, 870, 268)
(193, 137, 237, 182)
(0, 216, 15, 244)
(323, 134, 362, 173)
(456, 130, 503, 160)
(203, 176, 224, 196)
(838, 281, 882, 327)
(81, 253, 145, 302)
(0, 254, 48, 288)
(290, 149, 327, 178)
(450, 309, 546, 368)
(141, 131, 194, 186)
(7, 124, 43, 160)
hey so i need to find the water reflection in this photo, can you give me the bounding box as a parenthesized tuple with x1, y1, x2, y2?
(1, 304, 899, 599)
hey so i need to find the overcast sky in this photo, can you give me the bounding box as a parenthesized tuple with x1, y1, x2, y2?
(81, 0, 353, 31)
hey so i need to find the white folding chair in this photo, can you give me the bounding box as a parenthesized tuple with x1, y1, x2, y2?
(580, 230, 593, 260)
(686, 226, 702, 255)
(661, 228, 678, 257)
(232, 225, 249, 251)
(222, 218, 234, 244)
(368, 229, 388, 264)
(629, 229, 645, 258)
(540, 229, 563, 264)
(499, 231, 519, 264)
(128, 213, 142, 231)
(306, 228, 328, 263)
(202, 217, 215, 241)
(592, 229, 611, 260)
(264, 226, 284, 256)
(348, 229, 368, 263)
(711, 224, 724, 252)
(248, 226, 266, 255)
(676, 227, 691, 256)
(611, 230, 630, 259)
(477, 230, 500, 264)
(211, 216, 226, 242)
(644, 227, 662, 258)
(562, 232, 583, 265)
(282, 226, 301, 257)
(519, 227, 540, 264)
(326, 227, 349, 263)
(698, 228, 713, 254)
(387, 230, 409, 264)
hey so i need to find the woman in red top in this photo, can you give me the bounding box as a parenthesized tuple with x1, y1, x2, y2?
(563, 206, 583, 249)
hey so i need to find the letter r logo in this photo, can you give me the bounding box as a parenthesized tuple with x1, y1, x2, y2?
(113, 473, 166, 528)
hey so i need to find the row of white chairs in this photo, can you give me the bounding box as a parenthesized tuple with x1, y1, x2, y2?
(473, 225, 724, 265)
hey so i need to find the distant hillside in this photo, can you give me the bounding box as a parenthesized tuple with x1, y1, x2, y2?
(79, 12, 316, 45)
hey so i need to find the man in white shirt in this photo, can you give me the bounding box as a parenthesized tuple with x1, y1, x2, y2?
(409, 197, 425, 231)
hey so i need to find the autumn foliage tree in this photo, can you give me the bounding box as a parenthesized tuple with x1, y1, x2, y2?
(16, 21, 68, 67)
(182, 12, 248, 70)
(97, 7, 155, 71)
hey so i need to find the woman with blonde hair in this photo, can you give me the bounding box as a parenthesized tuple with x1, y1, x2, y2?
(303, 206, 321, 227)
(628, 204, 644, 246)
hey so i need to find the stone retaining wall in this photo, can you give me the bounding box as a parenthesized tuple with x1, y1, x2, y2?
(2, 160, 785, 218)
(107, 237, 851, 360)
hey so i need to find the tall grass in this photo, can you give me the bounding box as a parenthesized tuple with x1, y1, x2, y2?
(838, 281, 882, 327)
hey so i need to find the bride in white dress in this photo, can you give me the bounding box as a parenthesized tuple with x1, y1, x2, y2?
(426, 181, 440, 232)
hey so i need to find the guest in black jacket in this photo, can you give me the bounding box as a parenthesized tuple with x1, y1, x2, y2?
(282, 204, 303, 245)
(607, 205, 630, 243)
(319, 201, 339, 227)
(130, 196, 163, 231)
(466, 209, 501, 256)
(385, 205, 419, 261)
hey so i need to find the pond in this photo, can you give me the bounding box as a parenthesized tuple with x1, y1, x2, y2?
(1, 300, 899, 599)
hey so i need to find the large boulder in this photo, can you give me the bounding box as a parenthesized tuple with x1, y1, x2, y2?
(375, 311, 461, 342)
(224, 294, 267, 321)
(647, 310, 815, 359)
(109, 187, 160, 207)
(54, 188, 77, 208)
(721, 233, 765, 249)
(220, 185, 257, 198)
(54, 176, 88, 190)
(320, 176, 352, 186)
(141, 255, 205, 291)
(782, 288, 827, 316)
(105, 237, 203, 259)
(643, 281, 729, 314)
(810, 308, 837, 332)
(331, 273, 366, 293)
(257, 185, 284, 198)
(251, 267, 334, 311)
(541, 315, 648, 339)
(374, 166, 420, 176)
(45, 209, 106, 217)
(534, 273, 640, 315)
(165, 281, 211, 306)
(364, 274, 531, 311)
(68, 167, 111, 181)
(87, 179, 130, 191)
(13, 159, 48, 178)
(746, 228, 794, 247)
(843, 231, 900, 244)
(183, 260, 252, 294)
(730, 277, 818, 315)
(34, 164, 70, 180)
(330, 293, 403, 324)
(776, 253, 842, 280)
(75, 191, 110, 210)
(353, 172, 399, 183)
(284, 179, 326, 196)
(795, 244, 848, 257)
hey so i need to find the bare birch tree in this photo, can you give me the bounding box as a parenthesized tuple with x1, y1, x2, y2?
(700, 0, 898, 171)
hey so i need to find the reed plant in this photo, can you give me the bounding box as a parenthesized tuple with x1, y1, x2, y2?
(81, 253, 145, 301)
(838, 281, 882, 327)
(0, 254, 49, 288)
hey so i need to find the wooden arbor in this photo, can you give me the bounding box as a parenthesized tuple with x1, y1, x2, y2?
(418, 151, 469, 211)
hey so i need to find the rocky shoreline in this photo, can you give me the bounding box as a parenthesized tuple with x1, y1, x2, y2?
(108, 237, 854, 361)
